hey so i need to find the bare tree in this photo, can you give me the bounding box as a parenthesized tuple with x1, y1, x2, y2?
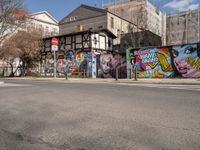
(0, 29, 42, 76)
(0, 36, 20, 76)
(0, 0, 26, 45)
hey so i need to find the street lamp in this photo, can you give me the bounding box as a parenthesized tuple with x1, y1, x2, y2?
(134, 55, 138, 81)
(115, 50, 119, 81)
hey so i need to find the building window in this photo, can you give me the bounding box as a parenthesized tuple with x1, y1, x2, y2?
(51, 28, 58, 36)
(39, 24, 42, 29)
(77, 25, 83, 31)
(98, 26, 103, 29)
(70, 17, 73, 22)
(117, 29, 120, 37)
(46, 26, 49, 32)
(38, 24, 43, 32)
(111, 17, 114, 29)
(70, 16, 78, 22)
(53, 28, 57, 33)
(94, 37, 97, 45)
(30, 22, 35, 28)
(74, 16, 78, 20)
(108, 39, 111, 47)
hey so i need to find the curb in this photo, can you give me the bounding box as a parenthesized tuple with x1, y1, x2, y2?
(49, 79, 200, 85)
(111, 81, 200, 85)
(2, 78, 200, 85)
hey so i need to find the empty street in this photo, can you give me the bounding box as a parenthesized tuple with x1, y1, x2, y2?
(0, 80, 200, 150)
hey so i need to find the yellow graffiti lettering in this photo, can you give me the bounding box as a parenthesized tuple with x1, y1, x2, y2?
(148, 62, 158, 69)
(186, 57, 200, 70)
(154, 70, 164, 78)
(156, 52, 173, 72)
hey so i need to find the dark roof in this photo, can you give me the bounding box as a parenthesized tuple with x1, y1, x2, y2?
(59, 4, 143, 30)
(43, 29, 117, 40)
(59, 4, 106, 24)
(80, 4, 107, 14)
(29, 11, 58, 24)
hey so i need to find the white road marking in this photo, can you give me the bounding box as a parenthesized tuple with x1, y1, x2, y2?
(0, 83, 32, 87)
(116, 83, 200, 91)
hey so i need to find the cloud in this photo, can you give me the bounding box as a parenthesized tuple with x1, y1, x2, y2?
(187, 3, 199, 10)
(164, 0, 199, 11)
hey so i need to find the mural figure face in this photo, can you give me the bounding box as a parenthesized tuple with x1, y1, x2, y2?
(171, 45, 200, 78)
(100, 55, 113, 74)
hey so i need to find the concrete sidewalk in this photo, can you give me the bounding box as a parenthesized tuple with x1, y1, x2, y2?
(68, 78, 200, 85)
(2, 77, 200, 85)
(117, 78, 200, 85)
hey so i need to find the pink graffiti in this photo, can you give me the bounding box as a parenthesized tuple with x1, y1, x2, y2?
(134, 50, 149, 56)
(136, 56, 147, 70)
(174, 58, 200, 78)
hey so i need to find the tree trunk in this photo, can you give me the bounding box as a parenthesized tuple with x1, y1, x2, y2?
(9, 63, 14, 77)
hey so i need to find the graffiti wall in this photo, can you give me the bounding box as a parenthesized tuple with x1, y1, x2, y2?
(97, 54, 127, 78)
(131, 47, 173, 78)
(127, 43, 200, 78)
(45, 49, 95, 77)
(171, 44, 200, 78)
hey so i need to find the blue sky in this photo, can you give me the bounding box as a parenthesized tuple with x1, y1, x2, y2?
(25, 0, 200, 21)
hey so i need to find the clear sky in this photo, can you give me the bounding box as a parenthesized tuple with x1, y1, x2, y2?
(25, 0, 200, 21)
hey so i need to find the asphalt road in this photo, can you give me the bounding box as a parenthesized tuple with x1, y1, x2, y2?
(0, 80, 200, 150)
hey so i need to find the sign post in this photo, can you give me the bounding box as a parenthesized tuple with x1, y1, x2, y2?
(51, 38, 58, 79)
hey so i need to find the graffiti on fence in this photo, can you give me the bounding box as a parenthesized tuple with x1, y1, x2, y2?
(171, 44, 200, 78)
(127, 43, 200, 78)
(97, 54, 127, 78)
(130, 47, 174, 78)
(45, 49, 93, 77)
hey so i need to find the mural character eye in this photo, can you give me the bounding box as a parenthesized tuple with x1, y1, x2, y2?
(184, 46, 196, 54)
(172, 49, 179, 58)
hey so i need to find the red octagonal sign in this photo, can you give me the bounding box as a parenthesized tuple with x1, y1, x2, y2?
(51, 38, 58, 45)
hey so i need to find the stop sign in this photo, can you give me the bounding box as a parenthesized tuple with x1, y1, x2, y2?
(51, 38, 58, 45)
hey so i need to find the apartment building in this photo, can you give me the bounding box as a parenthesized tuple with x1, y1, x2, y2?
(59, 4, 139, 46)
(166, 9, 200, 45)
(27, 11, 59, 37)
(0, 11, 59, 76)
(104, 0, 166, 45)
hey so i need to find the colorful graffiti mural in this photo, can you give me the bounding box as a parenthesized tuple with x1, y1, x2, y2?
(129, 47, 173, 78)
(97, 54, 127, 78)
(171, 44, 200, 78)
(127, 43, 200, 78)
(45, 49, 94, 77)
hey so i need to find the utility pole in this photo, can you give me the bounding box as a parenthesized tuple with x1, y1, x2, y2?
(115, 50, 119, 81)
(198, 11, 200, 42)
(133, 55, 137, 81)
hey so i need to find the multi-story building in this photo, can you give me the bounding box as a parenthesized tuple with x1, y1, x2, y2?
(27, 11, 59, 37)
(59, 4, 139, 46)
(104, 0, 166, 45)
(0, 11, 59, 77)
(166, 9, 200, 45)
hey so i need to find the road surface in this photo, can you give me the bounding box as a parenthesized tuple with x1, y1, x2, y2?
(0, 80, 200, 150)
